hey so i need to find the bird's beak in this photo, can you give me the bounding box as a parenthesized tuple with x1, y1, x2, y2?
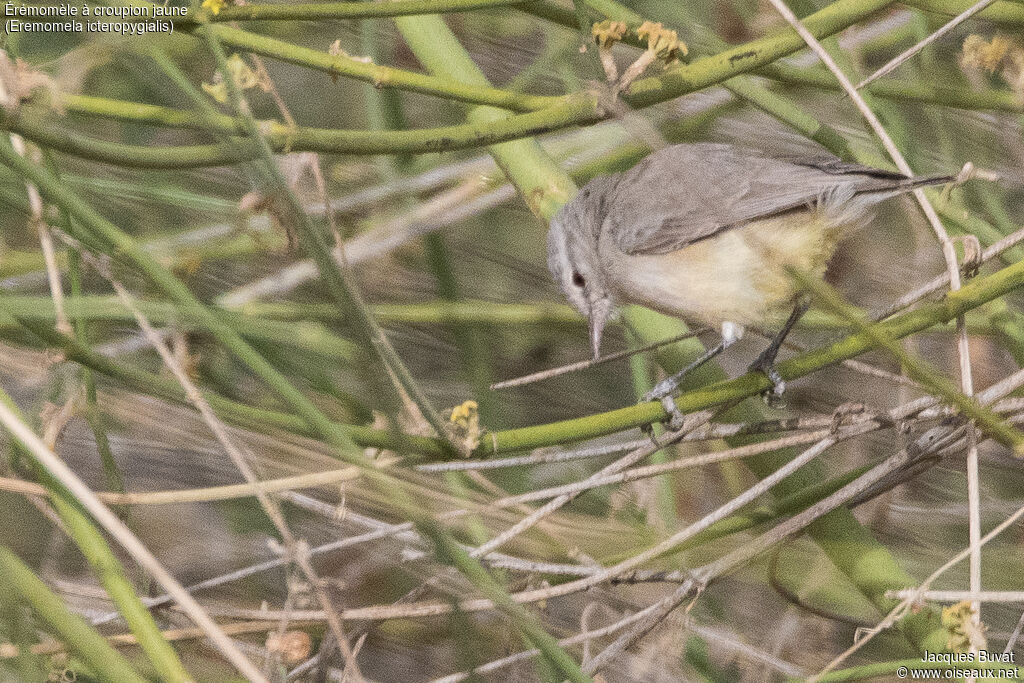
(588, 298, 611, 360)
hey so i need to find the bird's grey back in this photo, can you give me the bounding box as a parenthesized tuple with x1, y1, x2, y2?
(590, 143, 944, 255)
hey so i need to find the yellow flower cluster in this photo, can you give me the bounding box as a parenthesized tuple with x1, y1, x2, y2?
(962, 34, 1013, 73)
(637, 21, 687, 65)
(448, 400, 482, 453)
(591, 20, 627, 48)
(201, 0, 226, 16)
(941, 600, 987, 652)
(961, 34, 1024, 100)
(201, 54, 261, 104)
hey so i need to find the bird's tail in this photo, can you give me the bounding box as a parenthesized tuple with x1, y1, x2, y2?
(858, 162, 983, 199)
(820, 165, 978, 228)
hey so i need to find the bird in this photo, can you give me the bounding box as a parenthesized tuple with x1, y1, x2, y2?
(546, 142, 960, 412)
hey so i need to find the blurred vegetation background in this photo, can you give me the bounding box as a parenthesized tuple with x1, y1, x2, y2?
(1, 0, 1024, 680)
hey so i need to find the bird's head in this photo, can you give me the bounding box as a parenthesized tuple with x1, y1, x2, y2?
(547, 185, 615, 359)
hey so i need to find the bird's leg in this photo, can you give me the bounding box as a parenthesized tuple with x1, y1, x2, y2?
(644, 322, 743, 430)
(644, 341, 728, 402)
(748, 298, 810, 400)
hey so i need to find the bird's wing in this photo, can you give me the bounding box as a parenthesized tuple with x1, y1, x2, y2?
(609, 144, 911, 256)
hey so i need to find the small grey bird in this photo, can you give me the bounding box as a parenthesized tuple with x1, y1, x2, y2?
(547, 142, 957, 404)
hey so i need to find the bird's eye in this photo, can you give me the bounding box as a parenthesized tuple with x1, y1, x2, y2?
(572, 271, 586, 288)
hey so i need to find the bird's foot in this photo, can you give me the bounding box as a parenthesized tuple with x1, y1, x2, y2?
(643, 375, 679, 404)
(643, 338, 733, 429)
(659, 395, 688, 432)
(748, 354, 786, 407)
(642, 381, 687, 432)
(643, 340, 729, 404)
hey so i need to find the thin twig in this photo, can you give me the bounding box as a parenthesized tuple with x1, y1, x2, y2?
(0, 468, 359, 505)
(855, 0, 998, 90)
(812, 492, 1024, 680)
(10, 135, 70, 335)
(469, 408, 720, 559)
(3, 619, 329, 658)
(0, 392, 268, 681)
(872, 224, 1024, 322)
(763, 1, 985, 659)
(886, 590, 1024, 603)
(1004, 610, 1024, 655)
(582, 362, 1024, 674)
(490, 329, 704, 389)
(88, 253, 359, 678)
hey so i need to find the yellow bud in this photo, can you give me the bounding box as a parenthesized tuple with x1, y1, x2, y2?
(591, 20, 627, 48)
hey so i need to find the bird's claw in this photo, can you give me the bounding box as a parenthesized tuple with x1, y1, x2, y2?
(748, 358, 786, 407)
(643, 382, 687, 431)
(660, 395, 687, 431)
(643, 377, 675, 404)
(640, 391, 687, 433)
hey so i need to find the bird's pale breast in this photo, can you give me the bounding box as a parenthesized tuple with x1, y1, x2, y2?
(601, 208, 847, 329)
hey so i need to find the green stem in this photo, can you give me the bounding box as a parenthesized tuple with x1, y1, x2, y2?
(201, 25, 458, 453)
(0, 295, 582, 329)
(1, 311, 447, 457)
(204, 0, 538, 22)
(246, 300, 583, 325)
(0, 389, 192, 682)
(0, 545, 149, 683)
(901, 0, 1024, 23)
(765, 63, 1024, 114)
(209, 23, 555, 111)
(793, 269, 1024, 454)
(476, 207, 1024, 454)
(0, 295, 359, 359)
(0, 135, 391, 458)
(2, 97, 595, 167)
